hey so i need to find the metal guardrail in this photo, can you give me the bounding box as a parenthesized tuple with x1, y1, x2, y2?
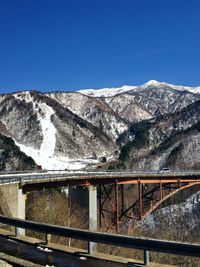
(0, 215, 200, 266)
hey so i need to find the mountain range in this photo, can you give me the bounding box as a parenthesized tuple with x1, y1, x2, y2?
(0, 80, 200, 170)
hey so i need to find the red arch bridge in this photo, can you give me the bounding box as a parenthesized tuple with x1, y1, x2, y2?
(0, 170, 200, 234)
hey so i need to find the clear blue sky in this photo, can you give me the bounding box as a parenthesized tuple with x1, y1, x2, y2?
(0, 0, 200, 93)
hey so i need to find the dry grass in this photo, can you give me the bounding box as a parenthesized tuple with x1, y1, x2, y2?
(26, 189, 88, 249)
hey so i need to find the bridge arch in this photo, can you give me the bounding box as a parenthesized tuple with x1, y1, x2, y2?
(141, 182, 200, 221)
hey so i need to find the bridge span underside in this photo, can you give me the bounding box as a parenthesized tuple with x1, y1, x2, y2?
(99, 181, 200, 233)
(19, 172, 200, 233)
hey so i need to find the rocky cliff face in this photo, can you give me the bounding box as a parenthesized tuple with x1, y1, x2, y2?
(48, 92, 128, 140)
(0, 133, 35, 171)
(0, 80, 200, 170)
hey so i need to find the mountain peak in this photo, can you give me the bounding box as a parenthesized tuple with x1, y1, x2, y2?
(144, 80, 161, 86)
(142, 80, 170, 89)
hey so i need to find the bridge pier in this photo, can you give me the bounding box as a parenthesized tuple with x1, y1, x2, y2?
(68, 185, 97, 253)
(88, 185, 97, 254)
(16, 188, 26, 236)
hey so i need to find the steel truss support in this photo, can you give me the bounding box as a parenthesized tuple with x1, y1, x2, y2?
(138, 182, 143, 219)
(98, 179, 200, 233)
(114, 182, 119, 233)
(121, 184, 124, 214)
(160, 182, 163, 201)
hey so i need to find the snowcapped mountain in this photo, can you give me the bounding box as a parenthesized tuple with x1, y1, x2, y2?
(0, 80, 200, 171)
(78, 80, 200, 97)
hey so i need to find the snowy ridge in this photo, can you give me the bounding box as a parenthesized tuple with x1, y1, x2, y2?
(78, 80, 200, 97)
(78, 85, 136, 97)
(142, 80, 200, 94)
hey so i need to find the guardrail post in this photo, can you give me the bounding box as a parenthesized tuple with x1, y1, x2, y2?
(88, 185, 97, 254)
(14, 226, 18, 236)
(45, 233, 51, 244)
(144, 250, 150, 266)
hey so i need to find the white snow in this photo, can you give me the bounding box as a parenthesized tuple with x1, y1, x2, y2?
(14, 91, 33, 102)
(79, 256, 87, 260)
(37, 246, 52, 253)
(38, 103, 56, 159)
(142, 80, 161, 88)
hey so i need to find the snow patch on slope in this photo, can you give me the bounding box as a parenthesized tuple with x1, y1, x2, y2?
(14, 93, 95, 170)
(37, 103, 56, 159)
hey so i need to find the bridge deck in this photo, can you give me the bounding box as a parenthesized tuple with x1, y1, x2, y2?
(18, 171, 200, 191)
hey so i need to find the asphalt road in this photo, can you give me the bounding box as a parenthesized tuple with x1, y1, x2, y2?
(0, 235, 127, 267)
